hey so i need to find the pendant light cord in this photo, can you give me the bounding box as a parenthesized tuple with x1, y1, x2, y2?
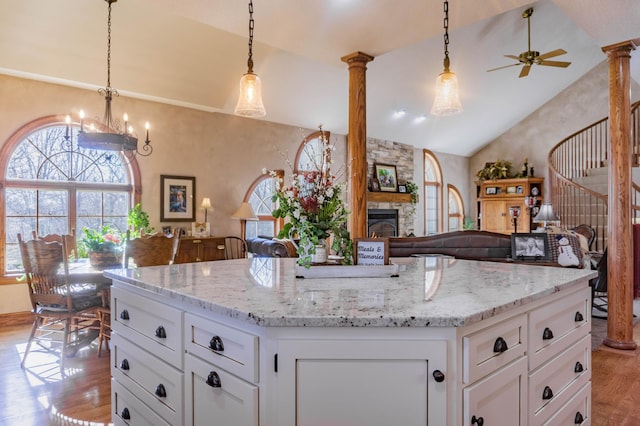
(247, 0, 254, 73)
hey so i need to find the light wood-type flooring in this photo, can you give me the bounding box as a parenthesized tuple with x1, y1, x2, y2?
(0, 321, 639, 425)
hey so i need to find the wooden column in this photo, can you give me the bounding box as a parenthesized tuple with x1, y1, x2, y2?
(341, 51, 374, 239)
(602, 40, 637, 350)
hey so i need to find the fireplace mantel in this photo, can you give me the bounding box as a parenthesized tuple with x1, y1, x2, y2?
(367, 192, 412, 203)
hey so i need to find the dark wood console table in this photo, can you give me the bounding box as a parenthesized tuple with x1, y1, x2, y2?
(174, 236, 226, 263)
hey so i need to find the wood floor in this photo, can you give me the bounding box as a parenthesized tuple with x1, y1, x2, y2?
(1, 321, 639, 425)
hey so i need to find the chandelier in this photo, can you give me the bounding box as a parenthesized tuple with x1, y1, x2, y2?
(234, 0, 266, 117)
(77, 0, 152, 157)
(431, 0, 463, 116)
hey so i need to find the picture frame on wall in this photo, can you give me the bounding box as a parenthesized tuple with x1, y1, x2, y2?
(160, 175, 196, 222)
(375, 163, 398, 192)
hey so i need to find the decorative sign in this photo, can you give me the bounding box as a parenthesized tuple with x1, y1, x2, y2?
(354, 238, 389, 265)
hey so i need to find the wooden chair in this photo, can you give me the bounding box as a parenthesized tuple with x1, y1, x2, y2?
(32, 229, 78, 260)
(96, 287, 111, 357)
(225, 236, 248, 259)
(124, 230, 178, 267)
(18, 234, 102, 371)
(591, 248, 608, 319)
(571, 224, 596, 251)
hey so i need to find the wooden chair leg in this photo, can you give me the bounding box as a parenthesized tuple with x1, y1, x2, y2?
(21, 316, 40, 368)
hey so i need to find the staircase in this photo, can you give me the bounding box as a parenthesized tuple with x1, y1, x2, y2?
(548, 100, 640, 252)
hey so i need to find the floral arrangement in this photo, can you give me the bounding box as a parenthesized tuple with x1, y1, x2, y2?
(81, 225, 123, 253)
(267, 128, 353, 267)
(475, 159, 512, 181)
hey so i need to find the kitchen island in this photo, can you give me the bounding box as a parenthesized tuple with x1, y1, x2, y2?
(105, 256, 597, 425)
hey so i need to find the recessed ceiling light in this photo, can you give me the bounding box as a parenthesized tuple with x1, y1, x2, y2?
(393, 109, 407, 118)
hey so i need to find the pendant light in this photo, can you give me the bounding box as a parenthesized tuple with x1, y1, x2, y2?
(234, 0, 266, 117)
(431, 0, 463, 116)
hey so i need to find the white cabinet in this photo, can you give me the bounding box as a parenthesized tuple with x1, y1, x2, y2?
(277, 338, 447, 426)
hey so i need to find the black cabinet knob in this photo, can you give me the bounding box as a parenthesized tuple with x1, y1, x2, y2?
(574, 361, 584, 373)
(121, 408, 130, 420)
(574, 311, 584, 322)
(471, 415, 484, 425)
(542, 385, 554, 400)
(493, 336, 508, 353)
(543, 327, 554, 340)
(432, 370, 445, 382)
(206, 371, 222, 388)
(209, 335, 224, 352)
(120, 309, 129, 320)
(155, 325, 166, 339)
(155, 383, 167, 398)
(120, 358, 129, 370)
(574, 411, 584, 424)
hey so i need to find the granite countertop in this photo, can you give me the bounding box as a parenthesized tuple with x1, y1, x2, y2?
(104, 257, 597, 328)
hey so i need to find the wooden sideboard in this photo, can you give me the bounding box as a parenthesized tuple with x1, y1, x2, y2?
(174, 236, 226, 263)
(476, 177, 544, 234)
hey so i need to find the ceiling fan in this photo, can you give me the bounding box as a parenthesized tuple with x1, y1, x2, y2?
(487, 7, 571, 78)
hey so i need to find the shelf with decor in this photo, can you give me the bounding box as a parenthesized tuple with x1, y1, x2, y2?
(367, 192, 413, 203)
(476, 177, 544, 234)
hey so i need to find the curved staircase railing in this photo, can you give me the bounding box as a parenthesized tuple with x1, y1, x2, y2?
(548, 100, 640, 251)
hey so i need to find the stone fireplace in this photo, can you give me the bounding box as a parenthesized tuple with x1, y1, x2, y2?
(368, 209, 398, 237)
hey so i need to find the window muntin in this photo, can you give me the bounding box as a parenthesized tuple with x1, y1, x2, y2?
(447, 185, 464, 231)
(245, 174, 281, 239)
(423, 150, 443, 235)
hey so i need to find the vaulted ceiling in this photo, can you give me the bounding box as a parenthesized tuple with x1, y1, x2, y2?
(0, 0, 638, 156)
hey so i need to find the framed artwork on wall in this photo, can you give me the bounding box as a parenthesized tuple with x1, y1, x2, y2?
(375, 163, 398, 192)
(160, 175, 196, 222)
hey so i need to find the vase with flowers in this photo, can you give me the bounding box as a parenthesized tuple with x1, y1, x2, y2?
(268, 128, 353, 268)
(81, 225, 124, 269)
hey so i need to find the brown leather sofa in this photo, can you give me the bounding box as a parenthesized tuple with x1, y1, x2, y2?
(388, 230, 512, 261)
(246, 236, 297, 257)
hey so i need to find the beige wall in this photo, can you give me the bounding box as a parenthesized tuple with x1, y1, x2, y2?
(469, 60, 640, 225)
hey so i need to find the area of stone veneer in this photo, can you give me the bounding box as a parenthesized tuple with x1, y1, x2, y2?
(367, 138, 415, 236)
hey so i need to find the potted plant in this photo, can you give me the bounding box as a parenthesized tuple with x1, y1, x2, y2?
(476, 159, 512, 181)
(81, 225, 124, 269)
(128, 203, 154, 238)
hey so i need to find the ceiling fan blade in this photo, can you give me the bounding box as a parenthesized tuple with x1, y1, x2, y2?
(519, 65, 531, 78)
(538, 49, 567, 60)
(504, 54, 521, 61)
(538, 60, 571, 68)
(487, 63, 522, 72)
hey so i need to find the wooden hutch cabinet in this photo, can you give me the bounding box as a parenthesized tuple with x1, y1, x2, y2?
(476, 177, 543, 234)
(174, 236, 226, 263)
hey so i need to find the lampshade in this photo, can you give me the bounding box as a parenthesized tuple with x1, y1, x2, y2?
(232, 202, 258, 221)
(534, 203, 558, 226)
(201, 197, 212, 210)
(431, 69, 463, 116)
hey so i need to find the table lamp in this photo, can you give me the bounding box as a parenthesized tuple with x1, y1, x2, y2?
(201, 197, 212, 223)
(232, 202, 258, 241)
(533, 203, 558, 228)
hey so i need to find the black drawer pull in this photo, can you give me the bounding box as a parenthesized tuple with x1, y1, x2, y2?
(542, 385, 554, 400)
(120, 359, 129, 370)
(471, 415, 484, 425)
(155, 383, 167, 398)
(542, 327, 554, 340)
(121, 407, 130, 420)
(206, 371, 222, 388)
(574, 311, 584, 322)
(432, 370, 445, 382)
(209, 335, 224, 352)
(120, 309, 129, 320)
(574, 411, 584, 424)
(155, 325, 167, 339)
(493, 336, 508, 353)
(574, 361, 584, 373)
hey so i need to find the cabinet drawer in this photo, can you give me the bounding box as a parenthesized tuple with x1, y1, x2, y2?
(529, 334, 590, 425)
(112, 286, 183, 368)
(111, 333, 183, 425)
(463, 314, 527, 383)
(542, 382, 590, 426)
(184, 353, 259, 426)
(185, 313, 259, 383)
(529, 287, 590, 370)
(463, 357, 527, 426)
(112, 378, 171, 426)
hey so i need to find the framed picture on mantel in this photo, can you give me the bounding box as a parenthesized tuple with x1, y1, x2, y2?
(375, 164, 398, 192)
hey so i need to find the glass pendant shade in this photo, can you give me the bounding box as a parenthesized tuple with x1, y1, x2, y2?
(234, 72, 266, 117)
(431, 70, 463, 116)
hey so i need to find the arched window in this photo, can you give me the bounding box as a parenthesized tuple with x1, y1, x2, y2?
(423, 150, 443, 235)
(1, 116, 139, 274)
(244, 170, 283, 239)
(447, 184, 464, 231)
